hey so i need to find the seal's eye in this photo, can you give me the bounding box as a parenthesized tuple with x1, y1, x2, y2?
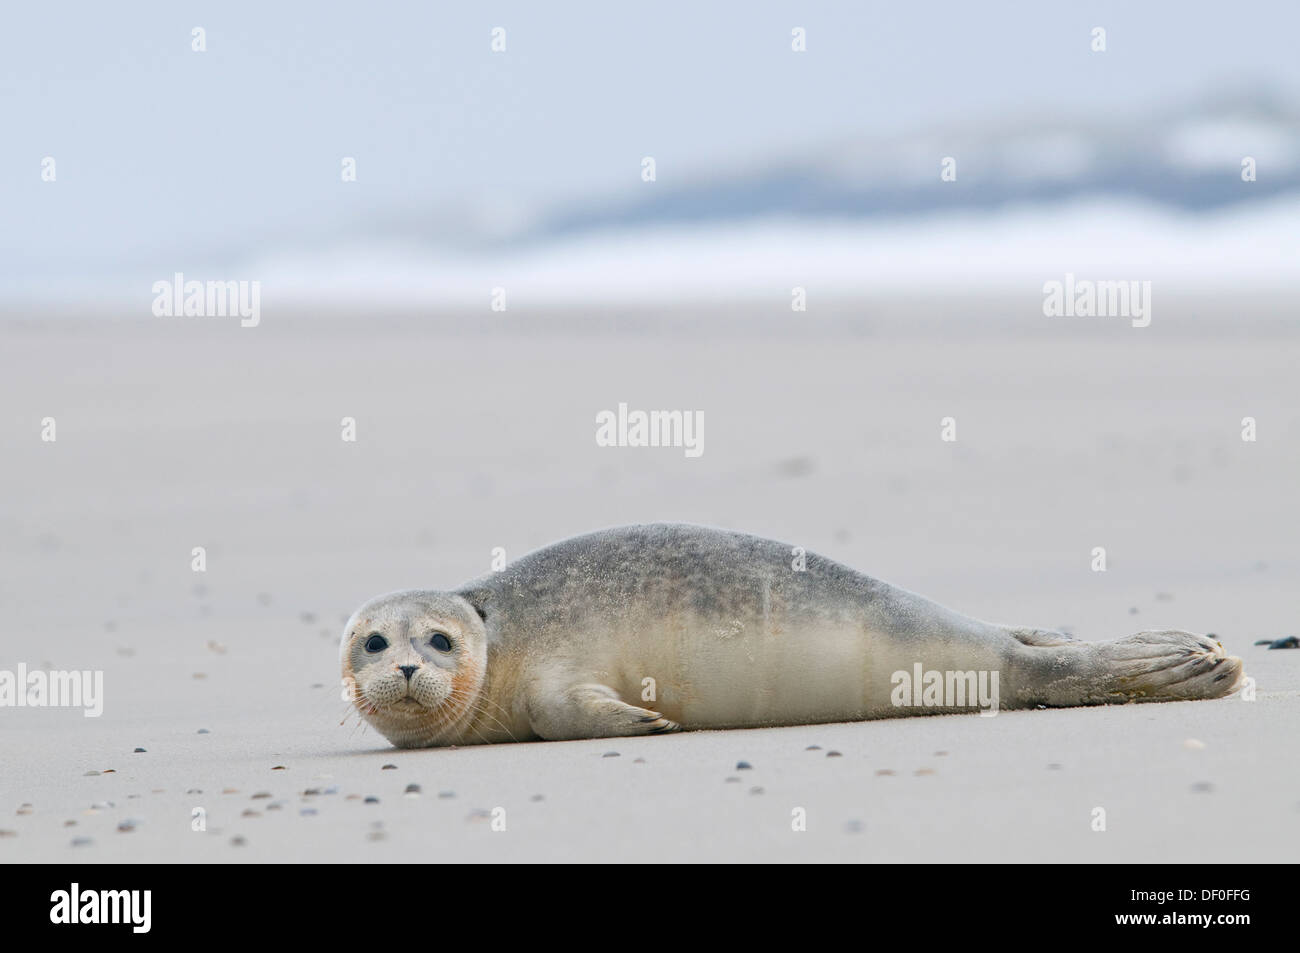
(364, 634, 389, 653)
(430, 632, 452, 653)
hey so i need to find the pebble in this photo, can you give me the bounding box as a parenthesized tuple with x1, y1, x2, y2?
(934, 751, 949, 757)
(805, 745, 822, 751)
(272, 765, 286, 771)
(0, 830, 16, 837)
(1267, 636, 1299, 650)
(197, 729, 210, 734)
(875, 769, 895, 777)
(241, 809, 261, 818)
(300, 808, 317, 816)
(438, 791, 456, 799)
(302, 788, 321, 796)
(1183, 739, 1206, 750)
(185, 788, 203, 795)
(381, 764, 397, 771)
(602, 751, 620, 758)
(16, 804, 33, 815)
(736, 761, 752, 770)
(117, 819, 139, 832)
(133, 748, 146, 753)
(724, 776, 740, 784)
(222, 788, 239, 795)
(915, 768, 935, 776)
(266, 802, 284, 811)
(251, 792, 271, 800)
(71, 837, 94, 847)
(749, 787, 765, 795)
(632, 757, 645, 764)
(230, 836, 246, 847)
(404, 784, 421, 796)
(364, 796, 380, 804)
(826, 751, 842, 758)
(207, 640, 227, 654)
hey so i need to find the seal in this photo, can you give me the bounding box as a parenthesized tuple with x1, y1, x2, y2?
(339, 523, 1245, 748)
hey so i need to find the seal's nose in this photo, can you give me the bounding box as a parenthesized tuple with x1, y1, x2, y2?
(398, 665, 417, 680)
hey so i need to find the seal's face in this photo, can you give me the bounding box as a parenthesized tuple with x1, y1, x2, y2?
(340, 590, 488, 748)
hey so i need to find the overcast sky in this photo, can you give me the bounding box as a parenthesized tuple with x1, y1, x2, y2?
(3, 0, 1299, 282)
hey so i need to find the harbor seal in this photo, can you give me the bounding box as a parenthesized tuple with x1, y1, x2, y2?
(339, 523, 1245, 748)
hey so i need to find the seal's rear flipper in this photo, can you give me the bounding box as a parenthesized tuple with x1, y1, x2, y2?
(1016, 630, 1245, 706)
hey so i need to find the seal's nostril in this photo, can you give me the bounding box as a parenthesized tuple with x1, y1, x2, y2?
(398, 665, 417, 680)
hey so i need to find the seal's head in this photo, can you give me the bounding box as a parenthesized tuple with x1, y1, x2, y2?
(340, 590, 488, 748)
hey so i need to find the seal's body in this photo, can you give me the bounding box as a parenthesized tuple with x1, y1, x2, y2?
(340, 524, 1245, 748)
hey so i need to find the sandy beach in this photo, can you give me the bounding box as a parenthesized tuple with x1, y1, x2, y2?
(1, 298, 1297, 863)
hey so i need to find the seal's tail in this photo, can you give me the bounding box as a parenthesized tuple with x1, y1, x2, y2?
(1015, 629, 1244, 707)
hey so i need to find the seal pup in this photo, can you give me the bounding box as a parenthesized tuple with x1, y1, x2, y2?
(339, 523, 1245, 748)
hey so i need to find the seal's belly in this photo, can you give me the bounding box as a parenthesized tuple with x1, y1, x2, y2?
(605, 609, 886, 729)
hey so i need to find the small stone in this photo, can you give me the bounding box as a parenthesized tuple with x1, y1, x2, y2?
(826, 750, 842, 758)
(230, 836, 247, 847)
(805, 745, 822, 751)
(364, 796, 380, 804)
(222, 788, 239, 795)
(345, 794, 361, 801)
(63, 820, 76, 828)
(632, 757, 646, 764)
(117, 819, 139, 832)
(241, 809, 261, 818)
(197, 729, 210, 734)
(749, 786, 765, 795)
(251, 792, 271, 799)
(133, 747, 146, 753)
(16, 804, 33, 815)
(381, 764, 397, 770)
(0, 830, 17, 837)
(302, 788, 321, 796)
(915, 768, 935, 776)
(192, 673, 207, 679)
(102, 769, 116, 774)
(207, 640, 227, 654)
(71, 837, 94, 847)
(602, 751, 620, 758)
(934, 751, 949, 757)
(300, 808, 318, 816)
(185, 788, 203, 795)
(1267, 636, 1299, 650)
(404, 784, 421, 795)
(266, 802, 284, 811)
(438, 791, 455, 799)
(735, 761, 752, 770)
(1183, 739, 1206, 750)
(875, 769, 895, 777)
(272, 765, 287, 771)
(724, 776, 740, 783)
(323, 786, 339, 795)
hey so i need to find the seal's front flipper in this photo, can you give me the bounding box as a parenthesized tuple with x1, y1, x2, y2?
(526, 682, 681, 741)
